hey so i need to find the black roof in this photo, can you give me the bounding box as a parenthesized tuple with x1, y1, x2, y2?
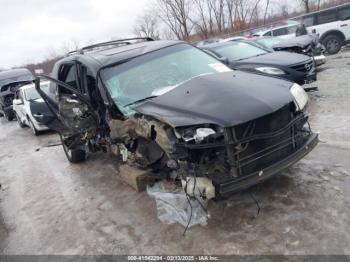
(56, 39, 183, 75)
(0, 68, 33, 80)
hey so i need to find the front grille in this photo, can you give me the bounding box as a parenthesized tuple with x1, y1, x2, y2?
(291, 60, 314, 73)
(224, 104, 309, 177)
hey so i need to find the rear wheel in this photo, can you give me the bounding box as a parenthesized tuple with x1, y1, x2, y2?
(4, 112, 14, 121)
(323, 34, 342, 55)
(59, 134, 86, 163)
(28, 118, 39, 136)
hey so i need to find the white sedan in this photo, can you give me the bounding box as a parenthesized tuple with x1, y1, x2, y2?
(12, 82, 52, 135)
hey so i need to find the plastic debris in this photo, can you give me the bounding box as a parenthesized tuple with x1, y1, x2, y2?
(147, 182, 208, 228)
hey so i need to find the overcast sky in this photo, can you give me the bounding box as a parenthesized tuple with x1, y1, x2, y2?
(0, 0, 148, 69)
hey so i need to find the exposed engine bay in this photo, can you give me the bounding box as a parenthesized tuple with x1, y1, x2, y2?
(59, 93, 316, 200)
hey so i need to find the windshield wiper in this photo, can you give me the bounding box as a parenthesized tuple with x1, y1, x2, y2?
(125, 95, 158, 107)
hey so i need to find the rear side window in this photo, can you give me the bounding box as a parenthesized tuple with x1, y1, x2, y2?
(302, 15, 315, 26)
(317, 10, 337, 24)
(338, 6, 350, 20)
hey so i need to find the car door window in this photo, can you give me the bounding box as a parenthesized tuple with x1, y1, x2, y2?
(80, 66, 100, 109)
(59, 64, 79, 90)
(272, 28, 288, 36)
(317, 10, 337, 25)
(287, 25, 299, 34)
(263, 31, 272, 36)
(302, 15, 315, 26)
(338, 6, 350, 20)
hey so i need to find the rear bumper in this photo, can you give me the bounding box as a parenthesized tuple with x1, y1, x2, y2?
(216, 133, 318, 198)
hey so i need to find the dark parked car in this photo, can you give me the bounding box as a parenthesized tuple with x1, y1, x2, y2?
(35, 38, 318, 199)
(250, 36, 326, 66)
(202, 40, 317, 85)
(0, 68, 34, 121)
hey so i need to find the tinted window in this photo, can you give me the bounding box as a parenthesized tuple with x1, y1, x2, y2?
(302, 15, 315, 26)
(58, 64, 78, 90)
(273, 28, 288, 36)
(263, 31, 272, 36)
(211, 42, 267, 61)
(317, 10, 337, 24)
(338, 6, 350, 20)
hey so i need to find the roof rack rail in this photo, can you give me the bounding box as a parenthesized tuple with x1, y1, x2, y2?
(65, 37, 154, 56)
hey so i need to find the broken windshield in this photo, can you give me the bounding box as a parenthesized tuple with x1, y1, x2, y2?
(100, 44, 231, 115)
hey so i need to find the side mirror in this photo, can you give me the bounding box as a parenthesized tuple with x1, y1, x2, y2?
(13, 99, 23, 105)
(218, 56, 229, 65)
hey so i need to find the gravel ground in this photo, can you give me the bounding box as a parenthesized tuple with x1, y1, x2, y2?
(0, 51, 349, 255)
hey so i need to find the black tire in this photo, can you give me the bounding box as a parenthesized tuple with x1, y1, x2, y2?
(28, 118, 39, 136)
(59, 135, 86, 163)
(16, 113, 25, 128)
(322, 34, 343, 55)
(4, 112, 14, 121)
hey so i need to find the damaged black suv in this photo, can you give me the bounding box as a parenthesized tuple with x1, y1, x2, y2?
(0, 68, 34, 121)
(36, 38, 318, 199)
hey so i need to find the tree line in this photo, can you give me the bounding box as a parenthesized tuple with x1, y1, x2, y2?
(133, 0, 349, 41)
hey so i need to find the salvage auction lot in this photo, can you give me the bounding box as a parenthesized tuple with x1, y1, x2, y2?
(0, 51, 349, 255)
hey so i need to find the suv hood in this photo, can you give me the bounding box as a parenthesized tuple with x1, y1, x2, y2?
(133, 71, 294, 127)
(272, 35, 315, 50)
(239, 51, 311, 66)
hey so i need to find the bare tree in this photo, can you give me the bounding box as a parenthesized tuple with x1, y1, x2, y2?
(263, 0, 270, 25)
(156, 0, 193, 40)
(191, 0, 211, 38)
(133, 13, 160, 39)
(209, 0, 227, 32)
(226, 0, 237, 31)
(300, 0, 310, 13)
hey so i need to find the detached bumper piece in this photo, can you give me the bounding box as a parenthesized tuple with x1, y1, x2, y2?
(214, 106, 318, 198)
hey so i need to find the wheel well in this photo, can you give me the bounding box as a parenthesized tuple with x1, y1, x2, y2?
(320, 30, 345, 42)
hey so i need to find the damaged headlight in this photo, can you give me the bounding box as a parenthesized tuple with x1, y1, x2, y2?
(194, 128, 216, 143)
(290, 83, 308, 111)
(177, 126, 221, 143)
(256, 67, 285, 75)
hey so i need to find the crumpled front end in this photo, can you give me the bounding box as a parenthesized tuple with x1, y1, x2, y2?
(165, 102, 318, 198)
(109, 101, 318, 199)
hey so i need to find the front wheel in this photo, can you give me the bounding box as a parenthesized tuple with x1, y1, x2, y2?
(323, 34, 342, 54)
(16, 113, 25, 128)
(29, 118, 39, 136)
(59, 134, 86, 163)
